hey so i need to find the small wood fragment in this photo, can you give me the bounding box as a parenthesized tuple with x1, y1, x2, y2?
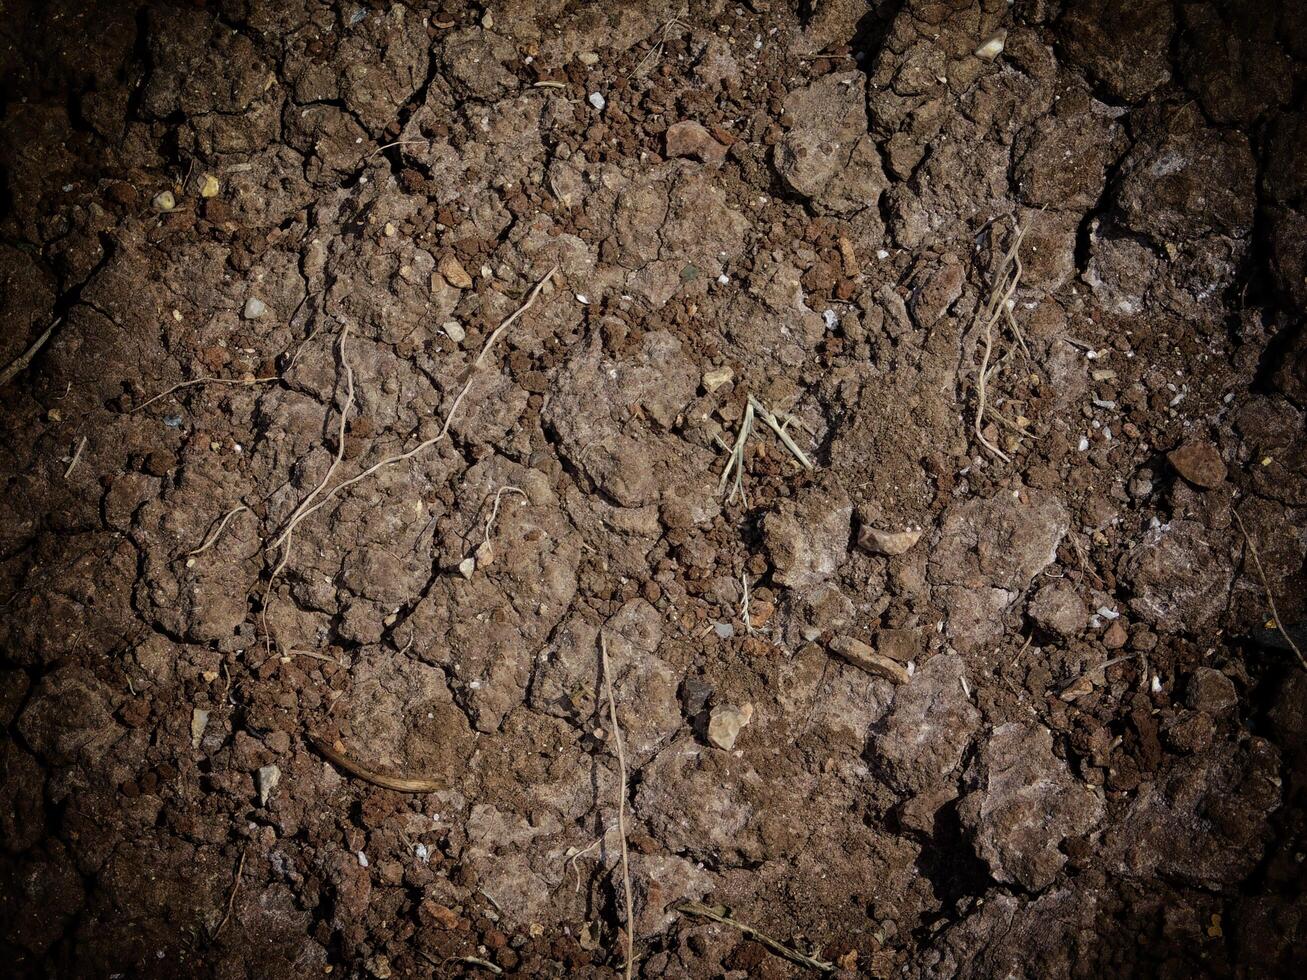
(310, 737, 441, 792)
(828, 636, 910, 684)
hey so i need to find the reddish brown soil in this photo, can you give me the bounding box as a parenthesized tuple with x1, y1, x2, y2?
(2, 1, 1306, 977)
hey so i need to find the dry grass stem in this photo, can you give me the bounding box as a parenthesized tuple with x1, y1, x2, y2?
(718, 401, 754, 503)
(0, 317, 60, 387)
(631, 18, 686, 78)
(748, 395, 814, 470)
(63, 435, 87, 479)
(675, 900, 834, 973)
(600, 632, 635, 980)
(1233, 509, 1306, 671)
(186, 505, 250, 558)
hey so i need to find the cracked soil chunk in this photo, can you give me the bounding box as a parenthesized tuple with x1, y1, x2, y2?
(960, 723, 1105, 891)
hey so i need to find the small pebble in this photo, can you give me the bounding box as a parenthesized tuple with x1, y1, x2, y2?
(255, 764, 280, 806)
(578, 51, 599, 66)
(443, 320, 466, 342)
(198, 174, 220, 198)
(243, 297, 267, 319)
(974, 31, 1006, 60)
(151, 190, 176, 212)
(439, 255, 473, 289)
(707, 702, 753, 751)
(588, 91, 606, 111)
(703, 367, 734, 392)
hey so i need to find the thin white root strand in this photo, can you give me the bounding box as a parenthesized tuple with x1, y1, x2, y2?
(186, 505, 250, 558)
(267, 264, 558, 558)
(599, 632, 635, 980)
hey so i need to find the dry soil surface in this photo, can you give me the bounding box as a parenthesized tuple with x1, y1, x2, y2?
(2, 1, 1307, 978)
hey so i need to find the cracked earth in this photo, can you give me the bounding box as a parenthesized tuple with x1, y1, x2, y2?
(2, 0, 1306, 977)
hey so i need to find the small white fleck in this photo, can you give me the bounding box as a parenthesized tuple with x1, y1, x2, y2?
(576, 293, 590, 305)
(357, 851, 369, 868)
(588, 91, 606, 111)
(1077, 436, 1090, 452)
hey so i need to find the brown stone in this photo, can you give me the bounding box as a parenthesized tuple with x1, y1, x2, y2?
(665, 121, 726, 165)
(1167, 440, 1226, 488)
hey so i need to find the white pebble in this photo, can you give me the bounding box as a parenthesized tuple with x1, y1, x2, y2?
(1077, 436, 1089, 452)
(588, 91, 606, 111)
(243, 297, 267, 319)
(357, 851, 369, 868)
(974, 31, 1006, 60)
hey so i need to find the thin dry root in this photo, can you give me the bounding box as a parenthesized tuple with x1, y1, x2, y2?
(972, 220, 1026, 463)
(267, 264, 558, 563)
(0, 317, 60, 387)
(675, 900, 835, 973)
(1233, 509, 1307, 671)
(132, 375, 280, 414)
(600, 633, 635, 980)
(186, 505, 250, 558)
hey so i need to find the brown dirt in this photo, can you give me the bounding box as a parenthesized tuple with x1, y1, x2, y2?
(2, 1, 1306, 977)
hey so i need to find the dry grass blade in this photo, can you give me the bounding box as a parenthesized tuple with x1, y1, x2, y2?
(1233, 509, 1306, 671)
(63, 435, 88, 479)
(675, 901, 834, 973)
(0, 317, 61, 387)
(600, 632, 635, 980)
(717, 401, 754, 503)
(309, 736, 441, 793)
(748, 395, 814, 470)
